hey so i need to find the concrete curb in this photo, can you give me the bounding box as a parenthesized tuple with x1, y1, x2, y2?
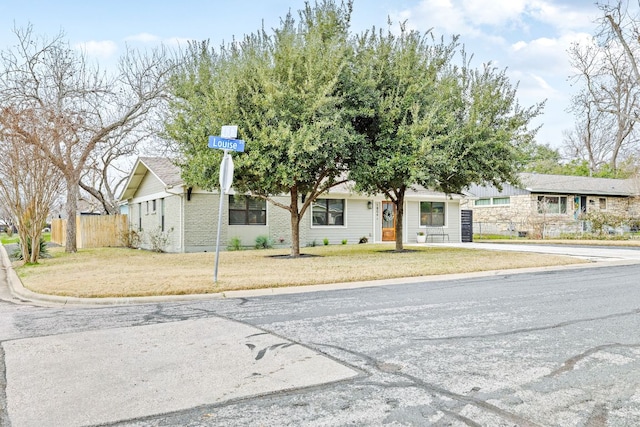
(1, 244, 638, 307)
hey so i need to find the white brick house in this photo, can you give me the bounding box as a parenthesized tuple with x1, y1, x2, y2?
(119, 157, 464, 252)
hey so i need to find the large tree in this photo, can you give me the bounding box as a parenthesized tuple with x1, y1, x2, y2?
(166, 0, 360, 257)
(567, 24, 639, 174)
(347, 27, 542, 251)
(0, 25, 173, 252)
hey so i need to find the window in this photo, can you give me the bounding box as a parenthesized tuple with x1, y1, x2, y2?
(599, 198, 607, 210)
(474, 197, 509, 206)
(145, 201, 149, 215)
(138, 203, 142, 231)
(228, 196, 266, 225)
(537, 196, 567, 214)
(312, 199, 344, 226)
(151, 199, 157, 213)
(420, 201, 445, 226)
(160, 198, 165, 231)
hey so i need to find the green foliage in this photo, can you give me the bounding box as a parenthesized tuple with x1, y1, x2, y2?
(1, 233, 19, 245)
(255, 235, 274, 249)
(166, 1, 360, 257)
(12, 237, 48, 261)
(307, 239, 318, 247)
(166, 1, 540, 255)
(227, 236, 243, 251)
(581, 211, 625, 235)
(341, 238, 348, 245)
(323, 237, 329, 246)
(346, 26, 542, 250)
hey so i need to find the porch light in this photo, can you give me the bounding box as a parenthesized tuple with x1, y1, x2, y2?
(367, 200, 373, 209)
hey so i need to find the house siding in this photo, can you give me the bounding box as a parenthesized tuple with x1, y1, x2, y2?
(406, 200, 460, 242)
(164, 195, 183, 253)
(121, 158, 464, 252)
(137, 171, 165, 197)
(226, 195, 292, 248)
(305, 198, 374, 245)
(183, 192, 219, 252)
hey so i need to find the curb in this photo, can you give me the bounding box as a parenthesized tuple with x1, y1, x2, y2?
(1, 244, 639, 307)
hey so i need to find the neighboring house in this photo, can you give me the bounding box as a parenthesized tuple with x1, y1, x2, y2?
(118, 157, 464, 252)
(463, 172, 640, 237)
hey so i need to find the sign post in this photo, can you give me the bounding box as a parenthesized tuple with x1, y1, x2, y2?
(209, 126, 245, 283)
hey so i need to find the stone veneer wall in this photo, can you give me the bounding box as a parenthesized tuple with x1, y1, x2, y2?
(464, 194, 640, 237)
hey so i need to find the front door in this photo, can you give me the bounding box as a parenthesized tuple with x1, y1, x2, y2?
(382, 201, 396, 241)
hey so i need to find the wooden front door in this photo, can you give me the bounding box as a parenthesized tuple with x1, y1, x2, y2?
(382, 201, 396, 241)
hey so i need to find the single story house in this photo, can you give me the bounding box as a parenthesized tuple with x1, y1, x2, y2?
(118, 157, 465, 252)
(462, 172, 640, 237)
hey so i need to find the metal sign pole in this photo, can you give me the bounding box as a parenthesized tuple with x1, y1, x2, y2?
(213, 188, 225, 283)
(209, 125, 244, 284)
(214, 150, 232, 283)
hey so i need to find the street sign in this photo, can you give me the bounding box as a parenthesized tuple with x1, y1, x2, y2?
(219, 152, 234, 193)
(221, 125, 238, 139)
(208, 136, 245, 152)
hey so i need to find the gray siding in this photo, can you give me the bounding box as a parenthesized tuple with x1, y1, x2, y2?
(406, 199, 461, 243)
(183, 192, 219, 252)
(304, 198, 374, 245)
(137, 171, 165, 196)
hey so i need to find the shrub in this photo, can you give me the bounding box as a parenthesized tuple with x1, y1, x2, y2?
(323, 237, 329, 246)
(12, 237, 49, 260)
(255, 235, 274, 249)
(359, 236, 368, 244)
(120, 228, 142, 249)
(147, 227, 174, 253)
(227, 236, 243, 251)
(307, 239, 317, 247)
(341, 238, 348, 245)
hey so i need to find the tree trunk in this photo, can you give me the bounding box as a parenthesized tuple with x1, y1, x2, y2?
(18, 228, 29, 263)
(65, 177, 79, 253)
(395, 187, 406, 251)
(289, 189, 301, 257)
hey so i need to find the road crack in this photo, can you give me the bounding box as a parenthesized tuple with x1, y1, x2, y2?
(413, 308, 640, 342)
(547, 342, 640, 377)
(316, 342, 542, 427)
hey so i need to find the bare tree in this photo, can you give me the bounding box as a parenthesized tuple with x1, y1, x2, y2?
(567, 20, 639, 174)
(0, 25, 173, 252)
(0, 107, 63, 263)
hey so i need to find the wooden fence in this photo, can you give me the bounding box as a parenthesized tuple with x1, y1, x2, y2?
(51, 215, 128, 249)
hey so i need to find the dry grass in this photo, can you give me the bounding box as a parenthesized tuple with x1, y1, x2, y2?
(13, 244, 586, 298)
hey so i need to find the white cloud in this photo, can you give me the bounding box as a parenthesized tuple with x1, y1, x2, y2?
(509, 31, 593, 76)
(526, 0, 598, 33)
(164, 37, 194, 47)
(463, 0, 527, 26)
(124, 32, 160, 43)
(74, 40, 118, 59)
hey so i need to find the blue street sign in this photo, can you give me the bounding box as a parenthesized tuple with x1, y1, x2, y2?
(208, 136, 245, 152)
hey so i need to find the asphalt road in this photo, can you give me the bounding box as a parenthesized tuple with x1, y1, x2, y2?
(2, 246, 640, 426)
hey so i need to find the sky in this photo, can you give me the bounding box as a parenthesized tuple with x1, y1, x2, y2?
(0, 0, 605, 150)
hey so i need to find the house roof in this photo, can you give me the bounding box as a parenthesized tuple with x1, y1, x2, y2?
(119, 156, 463, 202)
(119, 157, 184, 201)
(465, 173, 638, 198)
(519, 173, 636, 197)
